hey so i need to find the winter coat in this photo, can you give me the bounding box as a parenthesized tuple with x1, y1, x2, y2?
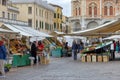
(0, 41, 7, 60)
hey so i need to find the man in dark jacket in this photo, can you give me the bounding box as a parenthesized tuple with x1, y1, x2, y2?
(31, 41, 37, 64)
(72, 40, 78, 60)
(0, 40, 7, 76)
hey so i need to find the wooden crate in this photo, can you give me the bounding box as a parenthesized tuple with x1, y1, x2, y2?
(40, 56, 47, 64)
(87, 55, 92, 62)
(97, 55, 102, 62)
(92, 55, 96, 62)
(81, 55, 86, 62)
(103, 55, 109, 62)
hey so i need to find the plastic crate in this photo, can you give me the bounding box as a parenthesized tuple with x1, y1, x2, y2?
(52, 49, 62, 57)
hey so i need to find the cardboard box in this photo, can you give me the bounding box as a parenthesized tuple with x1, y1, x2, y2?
(103, 55, 109, 62)
(97, 55, 102, 62)
(81, 55, 86, 62)
(40, 56, 47, 64)
(92, 55, 96, 62)
(87, 55, 92, 62)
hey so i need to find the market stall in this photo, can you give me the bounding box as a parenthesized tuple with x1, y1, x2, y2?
(1, 23, 52, 66)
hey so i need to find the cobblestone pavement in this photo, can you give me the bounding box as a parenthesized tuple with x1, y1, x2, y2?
(4, 54, 120, 80)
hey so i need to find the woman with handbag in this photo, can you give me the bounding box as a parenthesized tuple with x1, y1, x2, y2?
(37, 41, 44, 64)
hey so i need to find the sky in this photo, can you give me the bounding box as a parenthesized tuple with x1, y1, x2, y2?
(47, 0, 71, 17)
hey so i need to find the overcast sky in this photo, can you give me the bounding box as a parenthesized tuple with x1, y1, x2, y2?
(47, 0, 71, 17)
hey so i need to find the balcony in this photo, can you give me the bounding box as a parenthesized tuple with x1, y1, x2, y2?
(7, 6, 19, 12)
(0, 17, 28, 26)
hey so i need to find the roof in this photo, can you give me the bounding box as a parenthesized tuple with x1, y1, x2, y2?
(0, 28, 18, 34)
(10, 0, 55, 12)
(2, 24, 52, 37)
(71, 19, 120, 36)
(49, 3, 63, 9)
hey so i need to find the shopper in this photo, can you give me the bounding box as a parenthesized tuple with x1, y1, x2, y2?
(31, 41, 37, 64)
(110, 40, 116, 60)
(37, 41, 44, 63)
(64, 42, 69, 57)
(72, 40, 78, 60)
(0, 38, 7, 77)
(78, 40, 84, 53)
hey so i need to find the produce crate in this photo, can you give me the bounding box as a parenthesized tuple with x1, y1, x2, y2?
(81, 55, 86, 62)
(97, 55, 102, 62)
(103, 55, 109, 62)
(51, 48, 62, 57)
(40, 56, 47, 64)
(87, 55, 92, 62)
(92, 55, 96, 62)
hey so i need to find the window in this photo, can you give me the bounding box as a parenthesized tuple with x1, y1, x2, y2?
(60, 24, 62, 31)
(42, 21, 44, 29)
(36, 20, 38, 29)
(28, 19, 32, 27)
(60, 14, 62, 19)
(39, 9, 41, 16)
(36, 8, 38, 16)
(76, 8, 77, 16)
(58, 13, 59, 18)
(79, 7, 81, 15)
(54, 13, 56, 18)
(2, 0, 6, 6)
(54, 23, 56, 29)
(89, 7, 92, 16)
(8, 13, 10, 19)
(104, 6, 107, 15)
(2, 12, 5, 18)
(94, 7, 97, 16)
(40, 21, 41, 29)
(28, 7, 32, 14)
(110, 6, 113, 15)
(89, 3, 97, 17)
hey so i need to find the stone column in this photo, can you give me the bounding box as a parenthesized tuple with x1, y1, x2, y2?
(100, 0, 102, 18)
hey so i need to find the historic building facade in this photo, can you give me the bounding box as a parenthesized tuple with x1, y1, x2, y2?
(50, 4, 63, 32)
(70, 0, 120, 32)
(11, 0, 55, 33)
(0, 0, 21, 26)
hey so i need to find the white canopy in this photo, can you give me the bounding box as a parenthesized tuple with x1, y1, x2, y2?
(0, 28, 18, 34)
(103, 35, 120, 40)
(2, 24, 52, 37)
(71, 19, 120, 36)
(30, 37, 45, 42)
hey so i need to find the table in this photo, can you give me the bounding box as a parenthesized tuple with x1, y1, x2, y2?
(12, 54, 30, 67)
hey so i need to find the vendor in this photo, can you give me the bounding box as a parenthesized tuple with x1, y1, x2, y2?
(0, 37, 7, 76)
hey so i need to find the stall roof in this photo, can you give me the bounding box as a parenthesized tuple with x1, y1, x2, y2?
(2, 24, 52, 37)
(0, 28, 18, 34)
(2, 24, 32, 36)
(71, 19, 120, 36)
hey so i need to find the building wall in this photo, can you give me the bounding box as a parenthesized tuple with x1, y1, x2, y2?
(71, 0, 120, 32)
(0, 0, 19, 25)
(52, 6, 63, 32)
(0, 0, 8, 18)
(13, 3, 54, 32)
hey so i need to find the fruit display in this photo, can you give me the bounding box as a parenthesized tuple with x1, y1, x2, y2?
(9, 39, 28, 54)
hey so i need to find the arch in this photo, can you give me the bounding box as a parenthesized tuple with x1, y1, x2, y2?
(73, 22, 81, 32)
(104, 2, 113, 16)
(88, 2, 97, 17)
(87, 21, 98, 29)
(103, 21, 110, 24)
